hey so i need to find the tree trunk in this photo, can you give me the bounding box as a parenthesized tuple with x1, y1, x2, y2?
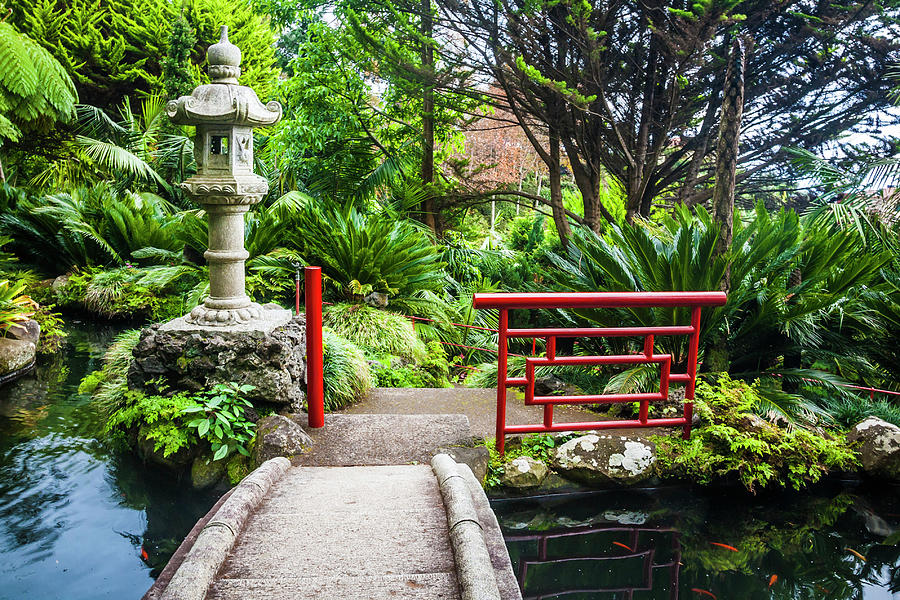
(548, 128, 571, 247)
(706, 37, 748, 374)
(710, 37, 748, 288)
(419, 0, 437, 233)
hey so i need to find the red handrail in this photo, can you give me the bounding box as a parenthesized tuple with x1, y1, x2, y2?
(473, 291, 727, 454)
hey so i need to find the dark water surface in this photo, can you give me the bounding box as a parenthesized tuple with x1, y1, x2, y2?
(0, 323, 220, 600)
(493, 484, 900, 599)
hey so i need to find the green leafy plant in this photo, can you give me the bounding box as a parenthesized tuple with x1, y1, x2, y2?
(182, 383, 257, 461)
(0, 278, 36, 332)
(324, 303, 426, 362)
(654, 374, 858, 492)
(322, 329, 373, 410)
(372, 342, 452, 388)
(106, 389, 201, 458)
(31, 304, 66, 353)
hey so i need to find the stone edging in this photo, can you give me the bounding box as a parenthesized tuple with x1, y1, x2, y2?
(157, 457, 291, 600)
(432, 453, 502, 600)
(0, 358, 36, 386)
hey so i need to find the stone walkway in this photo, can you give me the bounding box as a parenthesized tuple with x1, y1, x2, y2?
(206, 465, 461, 600)
(147, 414, 522, 600)
(343, 387, 600, 439)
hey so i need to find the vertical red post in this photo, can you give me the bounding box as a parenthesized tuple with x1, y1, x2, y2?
(683, 307, 702, 439)
(496, 309, 509, 455)
(305, 266, 324, 428)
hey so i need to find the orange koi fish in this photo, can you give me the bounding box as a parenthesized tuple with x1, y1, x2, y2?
(768, 575, 778, 587)
(710, 542, 739, 552)
(691, 588, 717, 599)
(140, 547, 149, 561)
(845, 547, 867, 562)
(612, 541, 634, 552)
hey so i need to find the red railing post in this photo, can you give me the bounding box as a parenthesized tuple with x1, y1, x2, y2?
(305, 266, 324, 428)
(496, 309, 509, 455)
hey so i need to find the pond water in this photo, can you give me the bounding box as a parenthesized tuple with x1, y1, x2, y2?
(492, 485, 900, 599)
(0, 323, 220, 600)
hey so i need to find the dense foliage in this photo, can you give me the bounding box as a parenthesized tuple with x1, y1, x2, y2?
(2, 0, 900, 491)
(654, 375, 858, 492)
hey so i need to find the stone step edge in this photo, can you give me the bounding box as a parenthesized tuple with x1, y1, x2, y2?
(155, 457, 291, 600)
(432, 453, 502, 600)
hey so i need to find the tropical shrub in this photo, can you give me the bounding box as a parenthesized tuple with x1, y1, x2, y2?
(323, 303, 426, 362)
(0, 184, 182, 273)
(0, 20, 77, 157)
(545, 203, 891, 420)
(653, 375, 858, 492)
(56, 266, 195, 321)
(182, 383, 257, 461)
(80, 328, 142, 413)
(371, 341, 451, 388)
(0, 279, 36, 332)
(322, 329, 372, 410)
(295, 204, 446, 303)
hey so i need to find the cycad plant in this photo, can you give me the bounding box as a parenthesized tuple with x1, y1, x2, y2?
(545, 203, 891, 422)
(0, 183, 182, 272)
(294, 202, 447, 306)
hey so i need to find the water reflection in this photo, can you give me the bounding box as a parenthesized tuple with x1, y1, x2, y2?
(0, 324, 220, 600)
(493, 486, 900, 599)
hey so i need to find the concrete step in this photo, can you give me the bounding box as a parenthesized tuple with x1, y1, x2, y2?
(208, 572, 460, 599)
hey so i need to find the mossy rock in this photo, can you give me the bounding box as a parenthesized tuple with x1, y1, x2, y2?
(190, 456, 226, 489)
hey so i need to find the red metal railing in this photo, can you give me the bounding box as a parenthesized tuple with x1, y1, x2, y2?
(472, 292, 727, 454)
(305, 266, 324, 428)
(504, 525, 682, 599)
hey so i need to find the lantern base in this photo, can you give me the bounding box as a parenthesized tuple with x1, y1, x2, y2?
(185, 301, 265, 327)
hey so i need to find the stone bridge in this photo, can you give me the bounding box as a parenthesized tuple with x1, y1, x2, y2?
(143, 414, 521, 600)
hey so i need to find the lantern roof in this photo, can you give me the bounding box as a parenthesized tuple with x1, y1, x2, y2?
(166, 26, 282, 127)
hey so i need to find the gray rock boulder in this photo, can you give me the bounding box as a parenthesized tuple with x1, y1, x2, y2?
(7, 319, 40, 345)
(363, 291, 389, 308)
(51, 275, 70, 293)
(128, 314, 307, 409)
(190, 457, 226, 489)
(0, 337, 36, 379)
(848, 417, 900, 480)
(252, 414, 313, 467)
(553, 434, 656, 486)
(500, 456, 549, 489)
(437, 445, 490, 483)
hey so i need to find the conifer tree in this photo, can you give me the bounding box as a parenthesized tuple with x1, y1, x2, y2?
(162, 15, 197, 101)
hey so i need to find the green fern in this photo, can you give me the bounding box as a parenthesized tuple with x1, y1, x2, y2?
(0, 21, 76, 146)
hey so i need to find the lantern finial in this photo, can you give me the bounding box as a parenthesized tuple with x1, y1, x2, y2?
(207, 25, 242, 84)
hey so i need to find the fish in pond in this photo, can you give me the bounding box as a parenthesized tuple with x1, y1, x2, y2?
(612, 541, 634, 552)
(768, 575, 778, 587)
(845, 547, 867, 562)
(691, 588, 717, 599)
(710, 542, 738, 552)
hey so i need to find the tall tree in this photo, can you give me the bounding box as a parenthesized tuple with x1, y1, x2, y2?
(436, 0, 900, 223)
(162, 14, 198, 101)
(8, 0, 279, 108)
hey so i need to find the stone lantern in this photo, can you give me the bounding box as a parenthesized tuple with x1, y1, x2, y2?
(166, 26, 282, 327)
